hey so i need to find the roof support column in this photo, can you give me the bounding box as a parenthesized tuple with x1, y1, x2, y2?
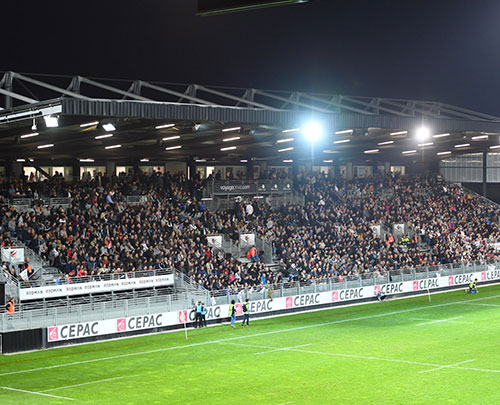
(483, 150, 487, 198)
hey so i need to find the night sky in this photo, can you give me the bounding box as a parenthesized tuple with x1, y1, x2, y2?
(2, 0, 499, 114)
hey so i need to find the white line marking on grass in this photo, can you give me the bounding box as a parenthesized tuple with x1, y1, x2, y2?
(1, 293, 500, 378)
(277, 402, 295, 405)
(419, 360, 476, 374)
(411, 316, 472, 326)
(220, 343, 500, 375)
(460, 302, 500, 308)
(0, 386, 75, 401)
(255, 344, 312, 355)
(40, 376, 125, 392)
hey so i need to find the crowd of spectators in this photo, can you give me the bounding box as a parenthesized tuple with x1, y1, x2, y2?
(1, 169, 499, 294)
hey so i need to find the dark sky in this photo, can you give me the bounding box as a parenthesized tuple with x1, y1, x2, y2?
(3, 0, 499, 114)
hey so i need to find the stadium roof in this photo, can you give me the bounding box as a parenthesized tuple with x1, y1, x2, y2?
(1, 71, 500, 165)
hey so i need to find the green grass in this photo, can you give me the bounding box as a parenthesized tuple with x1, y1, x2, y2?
(2, 286, 500, 404)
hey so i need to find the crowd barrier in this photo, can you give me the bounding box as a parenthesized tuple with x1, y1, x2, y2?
(40, 266, 500, 346)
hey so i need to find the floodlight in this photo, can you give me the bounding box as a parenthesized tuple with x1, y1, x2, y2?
(44, 115, 59, 128)
(302, 122, 324, 143)
(416, 127, 430, 141)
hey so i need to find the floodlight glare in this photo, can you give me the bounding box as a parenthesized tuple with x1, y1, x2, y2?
(416, 127, 430, 141)
(44, 115, 59, 128)
(302, 122, 324, 143)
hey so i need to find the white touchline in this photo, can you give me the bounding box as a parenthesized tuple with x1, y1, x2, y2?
(412, 316, 472, 326)
(255, 343, 312, 355)
(419, 360, 476, 374)
(40, 376, 125, 392)
(0, 386, 75, 401)
(460, 302, 500, 308)
(1, 293, 500, 378)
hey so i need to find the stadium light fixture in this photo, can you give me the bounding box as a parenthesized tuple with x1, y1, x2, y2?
(333, 139, 350, 144)
(489, 145, 500, 150)
(418, 142, 434, 147)
(165, 145, 182, 150)
(222, 136, 241, 142)
(37, 144, 54, 149)
(28, 158, 34, 162)
(195, 159, 206, 162)
(454, 143, 470, 148)
(433, 133, 450, 138)
(155, 124, 175, 130)
(323, 159, 333, 163)
(140, 158, 150, 162)
(416, 127, 430, 141)
(335, 129, 353, 135)
(103, 123, 116, 132)
(240, 159, 248, 163)
(105, 144, 122, 149)
(402, 150, 417, 155)
(276, 138, 294, 144)
(222, 127, 241, 132)
(20, 132, 39, 139)
(16, 159, 26, 162)
(80, 121, 99, 128)
(437, 151, 452, 156)
(44, 115, 59, 128)
(282, 128, 299, 133)
(162, 135, 181, 141)
(364, 149, 379, 154)
(472, 135, 488, 140)
(378, 140, 394, 146)
(79, 158, 95, 162)
(390, 131, 407, 136)
(283, 159, 293, 163)
(95, 134, 113, 139)
(278, 147, 294, 152)
(220, 146, 237, 151)
(302, 122, 324, 143)
(323, 150, 339, 154)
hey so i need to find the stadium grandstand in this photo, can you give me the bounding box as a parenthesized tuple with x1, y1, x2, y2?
(1, 71, 500, 353)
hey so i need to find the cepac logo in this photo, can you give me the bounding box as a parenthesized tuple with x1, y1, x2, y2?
(481, 272, 487, 281)
(9, 250, 17, 258)
(332, 291, 339, 302)
(117, 318, 126, 332)
(448, 276, 455, 286)
(48, 326, 59, 342)
(178, 310, 188, 323)
(374, 285, 381, 295)
(413, 281, 419, 291)
(285, 297, 293, 308)
(235, 304, 243, 315)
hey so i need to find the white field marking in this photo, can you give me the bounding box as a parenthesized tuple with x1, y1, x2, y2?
(415, 316, 469, 326)
(219, 342, 500, 375)
(411, 317, 472, 325)
(40, 376, 125, 392)
(0, 386, 75, 401)
(255, 343, 312, 355)
(460, 302, 500, 308)
(277, 402, 295, 405)
(419, 359, 476, 374)
(2, 293, 500, 378)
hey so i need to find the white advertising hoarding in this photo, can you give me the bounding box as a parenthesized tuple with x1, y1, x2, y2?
(21, 274, 174, 300)
(46, 268, 500, 343)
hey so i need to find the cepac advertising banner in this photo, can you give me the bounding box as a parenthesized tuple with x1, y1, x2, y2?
(21, 274, 174, 300)
(46, 268, 500, 343)
(207, 235, 223, 249)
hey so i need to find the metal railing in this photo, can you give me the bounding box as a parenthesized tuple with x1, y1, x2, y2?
(1, 258, 497, 332)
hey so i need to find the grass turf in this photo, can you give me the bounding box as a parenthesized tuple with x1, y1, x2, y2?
(1, 286, 500, 404)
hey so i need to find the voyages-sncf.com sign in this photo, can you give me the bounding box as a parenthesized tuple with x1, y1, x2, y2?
(46, 268, 500, 342)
